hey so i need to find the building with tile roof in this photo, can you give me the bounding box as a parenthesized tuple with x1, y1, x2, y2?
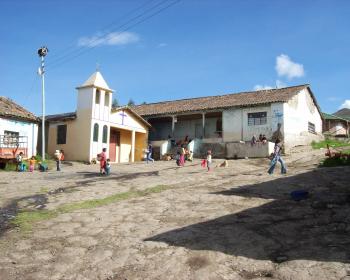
(322, 112, 349, 137)
(133, 84, 323, 155)
(0, 97, 39, 159)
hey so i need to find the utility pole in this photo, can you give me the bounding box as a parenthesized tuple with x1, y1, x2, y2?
(37, 46, 49, 161)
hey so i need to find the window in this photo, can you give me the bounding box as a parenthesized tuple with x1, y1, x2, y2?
(4, 131, 19, 145)
(95, 90, 100, 104)
(93, 123, 99, 142)
(57, 125, 67, 144)
(308, 122, 316, 134)
(248, 112, 267, 126)
(105, 92, 110, 106)
(102, 125, 108, 143)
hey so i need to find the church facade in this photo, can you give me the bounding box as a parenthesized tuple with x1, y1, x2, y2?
(45, 71, 150, 163)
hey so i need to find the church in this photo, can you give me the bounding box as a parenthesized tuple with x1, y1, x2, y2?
(44, 71, 150, 163)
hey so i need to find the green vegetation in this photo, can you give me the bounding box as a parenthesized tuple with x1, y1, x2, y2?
(13, 185, 170, 231)
(320, 156, 350, 167)
(311, 139, 350, 149)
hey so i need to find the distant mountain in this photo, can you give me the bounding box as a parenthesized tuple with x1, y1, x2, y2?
(334, 108, 350, 121)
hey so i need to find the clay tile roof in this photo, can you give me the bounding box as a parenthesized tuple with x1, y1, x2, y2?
(132, 84, 310, 117)
(0, 96, 38, 122)
(44, 112, 77, 122)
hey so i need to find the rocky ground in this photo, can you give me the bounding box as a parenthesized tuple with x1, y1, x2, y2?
(0, 146, 349, 280)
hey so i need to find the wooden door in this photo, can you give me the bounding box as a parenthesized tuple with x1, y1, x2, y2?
(109, 130, 120, 162)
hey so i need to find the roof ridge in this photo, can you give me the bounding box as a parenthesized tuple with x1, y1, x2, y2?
(133, 84, 310, 107)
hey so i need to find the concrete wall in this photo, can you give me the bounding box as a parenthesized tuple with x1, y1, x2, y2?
(226, 142, 274, 158)
(0, 117, 38, 158)
(223, 105, 275, 142)
(283, 88, 323, 149)
(149, 116, 220, 141)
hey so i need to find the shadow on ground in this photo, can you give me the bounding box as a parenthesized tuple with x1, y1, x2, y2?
(145, 166, 350, 263)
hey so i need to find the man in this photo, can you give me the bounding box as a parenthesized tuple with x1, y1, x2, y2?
(268, 139, 287, 174)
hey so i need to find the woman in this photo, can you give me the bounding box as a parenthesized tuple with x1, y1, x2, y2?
(179, 145, 185, 166)
(98, 148, 107, 174)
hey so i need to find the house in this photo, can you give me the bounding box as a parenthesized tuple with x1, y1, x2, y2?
(322, 112, 349, 138)
(133, 84, 323, 157)
(0, 96, 39, 159)
(44, 71, 150, 163)
(334, 108, 350, 121)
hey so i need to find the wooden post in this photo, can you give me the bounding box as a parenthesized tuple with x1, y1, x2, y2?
(172, 115, 176, 137)
(131, 130, 135, 162)
(202, 112, 206, 138)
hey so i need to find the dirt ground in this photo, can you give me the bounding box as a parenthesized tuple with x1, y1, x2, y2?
(0, 146, 349, 280)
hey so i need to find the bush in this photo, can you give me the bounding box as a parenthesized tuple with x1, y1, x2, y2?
(321, 156, 350, 167)
(312, 139, 350, 149)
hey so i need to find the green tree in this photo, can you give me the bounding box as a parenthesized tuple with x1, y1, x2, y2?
(112, 98, 119, 108)
(127, 99, 135, 106)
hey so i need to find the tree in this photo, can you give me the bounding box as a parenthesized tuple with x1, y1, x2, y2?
(127, 98, 135, 106)
(112, 98, 119, 108)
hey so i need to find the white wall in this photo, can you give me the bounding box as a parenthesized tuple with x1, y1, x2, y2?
(223, 105, 276, 142)
(283, 88, 323, 149)
(0, 117, 38, 158)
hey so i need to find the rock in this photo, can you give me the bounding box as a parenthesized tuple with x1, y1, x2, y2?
(275, 255, 288, 263)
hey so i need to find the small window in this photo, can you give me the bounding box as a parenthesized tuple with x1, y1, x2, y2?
(248, 112, 267, 126)
(95, 90, 100, 104)
(4, 131, 19, 145)
(105, 92, 110, 106)
(308, 122, 316, 134)
(102, 125, 108, 143)
(57, 125, 67, 144)
(93, 123, 99, 142)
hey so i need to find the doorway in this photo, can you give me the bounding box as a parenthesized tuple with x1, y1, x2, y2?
(109, 130, 120, 162)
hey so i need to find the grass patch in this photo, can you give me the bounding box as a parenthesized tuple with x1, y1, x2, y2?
(12, 185, 170, 231)
(320, 157, 350, 167)
(311, 139, 350, 149)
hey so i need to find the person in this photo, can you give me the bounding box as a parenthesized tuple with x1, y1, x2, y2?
(179, 145, 185, 166)
(98, 148, 107, 174)
(206, 150, 212, 172)
(146, 144, 154, 163)
(16, 152, 24, 172)
(251, 135, 257, 146)
(29, 156, 36, 172)
(54, 150, 62, 171)
(105, 159, 111, 175)
(187, 150, 193, 162)
(175, 151, 181, 166)
(268, 139, 287, 175)
(258, 134, 263, 142)
(261, 134, 267, 144)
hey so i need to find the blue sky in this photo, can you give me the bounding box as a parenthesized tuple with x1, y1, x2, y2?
(1, 0, 349, 115)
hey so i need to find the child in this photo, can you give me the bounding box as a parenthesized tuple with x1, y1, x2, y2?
(54, 150, 62, 171)
(105, 159, 111, 175)
(98, 148, 107, 174)
(175, 151, 181, 166)
(16, 152, 25, 172)
(206, 150, 212, 172)
(268, 139, 287, 174)
(29, 156, 36, 172)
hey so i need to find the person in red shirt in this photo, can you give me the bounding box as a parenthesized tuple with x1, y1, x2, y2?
(98, 148, 107, 174)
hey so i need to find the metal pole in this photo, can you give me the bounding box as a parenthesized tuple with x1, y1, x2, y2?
(41, 56, 45, 161)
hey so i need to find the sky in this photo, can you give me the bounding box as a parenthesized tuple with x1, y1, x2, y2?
(1, 0, 350, 116)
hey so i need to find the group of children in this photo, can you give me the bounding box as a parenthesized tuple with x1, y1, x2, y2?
(15, 152, 48, 172)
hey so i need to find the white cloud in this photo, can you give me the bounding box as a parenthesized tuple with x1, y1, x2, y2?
(327, 97, 340, 102)
(78, 31, 139, 47)
(275, 54, 304, 79)
(340, 100, 350, 109)
(158, 43, 168, 48)
(275, 80, 287, 88)
(254, 84, 273, 91)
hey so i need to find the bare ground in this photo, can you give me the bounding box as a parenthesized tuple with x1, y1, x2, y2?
(0, 146, 349, 280)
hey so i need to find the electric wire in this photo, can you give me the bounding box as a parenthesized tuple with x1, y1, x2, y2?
(47, 0, 180, 71)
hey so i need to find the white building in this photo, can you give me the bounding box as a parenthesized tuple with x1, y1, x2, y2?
(44, 71, 150, 163)
(133, 84, 323, 157)
(0, 96, 38, 159)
